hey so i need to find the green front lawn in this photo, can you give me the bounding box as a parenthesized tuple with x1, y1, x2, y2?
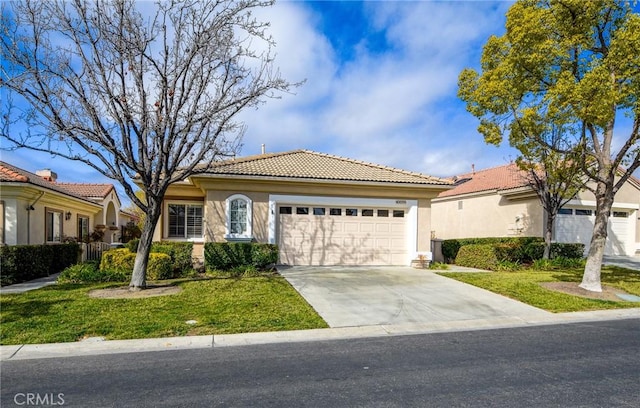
(0, 276, 328, 345)
(439, 266, 640, 313)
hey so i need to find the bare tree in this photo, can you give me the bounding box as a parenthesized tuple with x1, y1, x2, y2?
(1, 0, 295, 289)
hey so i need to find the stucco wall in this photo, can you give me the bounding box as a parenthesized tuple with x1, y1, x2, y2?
(431, 194, 544, 240)
(158, 176, 443, 263)
(0, 186, 103, 245)
(204, 190, 269, 242)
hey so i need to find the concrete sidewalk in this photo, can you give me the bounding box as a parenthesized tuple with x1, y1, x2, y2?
(2, 308, 639, 361)
(0, 273, 60, 294)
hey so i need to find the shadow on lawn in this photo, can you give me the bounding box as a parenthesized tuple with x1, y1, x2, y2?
(552, 266, 640, 283)
(0, 298, 73, 323)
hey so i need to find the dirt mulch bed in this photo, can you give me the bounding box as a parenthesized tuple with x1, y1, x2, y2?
(540, 282, 635, 302)
(88, 284, 182, 299)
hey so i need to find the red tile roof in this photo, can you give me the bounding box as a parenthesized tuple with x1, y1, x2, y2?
(56, 183, 114, 199)
(0, 163, 29, 182)
(438, 163, 529, 198)
(0, 161, 108, 204)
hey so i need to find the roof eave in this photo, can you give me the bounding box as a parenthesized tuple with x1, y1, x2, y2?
(189, 173, 453, 190)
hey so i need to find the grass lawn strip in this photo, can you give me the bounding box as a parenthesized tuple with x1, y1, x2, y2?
(439, 265, 640, 313)
(0, 276, 328, 345)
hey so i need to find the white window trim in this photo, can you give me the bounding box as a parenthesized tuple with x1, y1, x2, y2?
(225, 194, 253, 240)
(164, 201, 204, 241)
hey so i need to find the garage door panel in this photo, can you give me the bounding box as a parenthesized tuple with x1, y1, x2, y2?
(555, 209, 632, 256)
(278, 204, 408, 266)
(360, 223, 375, 233)
(391, 224, 405, 234)
(376, 224, 390, 233)
(344, 223, 359, 233)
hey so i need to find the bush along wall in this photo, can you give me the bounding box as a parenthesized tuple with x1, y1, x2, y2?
(123, 240, 194, 278)
(204, 242, 278, 271)
(99, 248, 173, 281)
(442, 237, 544, 262)
(454, 244, 499, 271)
(452, 241, 585, 271)
(0, 243, 80, 286)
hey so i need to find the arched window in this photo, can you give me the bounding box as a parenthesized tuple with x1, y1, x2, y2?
(226, 194, 252, 240)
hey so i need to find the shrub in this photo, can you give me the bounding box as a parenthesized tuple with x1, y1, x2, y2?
(550, 243, 585, 259)
(429, 262, 449, 270)
(126, 238, 139, 253)
(442, 237, 544, 262)
(123, 240, 193, 277)
(495, 259, 521, 272)
(0, 243, 80, 286)
(455, 244, 498, 270)
(100, 248, 136, 272)
(57, 261, 128, 284)
(100, 248, 172, 281)
(146, 253, 173, 280)
(204, 242, 278, 271)
(151, 241, 194, 277)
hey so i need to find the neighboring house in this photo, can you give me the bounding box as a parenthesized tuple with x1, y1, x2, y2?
(0, 161, 135, 246)
(151, 150, 452, 266)
(431, 163, 640, 256)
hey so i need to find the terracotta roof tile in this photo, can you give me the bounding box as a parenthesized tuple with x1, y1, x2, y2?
(195, 150, 451, 186)
(438, 163, 529, 198)
(0, 163, 29, 182)
(0, 161, 106, 205)
(56, 183, 114, 198)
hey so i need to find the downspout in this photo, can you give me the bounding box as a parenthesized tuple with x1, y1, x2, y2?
(26, 191, 45, 244)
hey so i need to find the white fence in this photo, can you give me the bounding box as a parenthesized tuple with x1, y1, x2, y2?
(81, 242, 112, 262)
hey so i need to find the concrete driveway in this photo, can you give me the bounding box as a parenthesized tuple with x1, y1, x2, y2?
(279, 266, 551, 328)
(602, 256, 640, 271)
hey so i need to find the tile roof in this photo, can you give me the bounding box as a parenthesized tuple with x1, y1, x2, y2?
(194, 150, 452, 186)
(0, 161, 106, 204)
(56, 183, 114, 199)
(437, 162, 529, 198)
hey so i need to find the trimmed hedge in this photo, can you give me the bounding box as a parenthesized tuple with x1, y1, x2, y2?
(58, 261, 129, 284)
(100, 248, 172, 281)
(125, 239, 194, 276)
(204, 242, 278, 271)
(442, 237, 543, 262)
(455, 244, 499, 270)
(151, 242, 194, 276)
(0, 243, 80, 286)
(443, 237, 585, 264)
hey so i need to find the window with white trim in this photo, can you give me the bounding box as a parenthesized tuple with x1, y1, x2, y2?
(168, 203, 203, 238)
(46, 208, 63, 243)
(226, 194, 252, 239)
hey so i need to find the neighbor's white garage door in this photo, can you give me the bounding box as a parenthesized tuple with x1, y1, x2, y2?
(277, 205, 407, 265)
(555, 208, 631, 256)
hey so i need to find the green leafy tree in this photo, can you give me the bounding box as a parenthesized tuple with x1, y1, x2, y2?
(515, 147, 587, 260)
(1, 0, 295, 289)
(458, 0, 640, 292)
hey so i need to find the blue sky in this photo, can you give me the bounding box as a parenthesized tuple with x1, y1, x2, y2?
(3, 0, 634, 199)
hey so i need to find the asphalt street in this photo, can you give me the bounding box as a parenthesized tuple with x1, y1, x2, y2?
(2, 319, 639, 407)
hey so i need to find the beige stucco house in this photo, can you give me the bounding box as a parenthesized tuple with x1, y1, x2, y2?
(152, 150, 452, 266)
(0, 161, 136, 246)
(431, 163, 640, 256)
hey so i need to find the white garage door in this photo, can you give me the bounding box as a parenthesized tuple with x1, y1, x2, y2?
(555, 208, 631, 256)
(277, 205, 407, 266)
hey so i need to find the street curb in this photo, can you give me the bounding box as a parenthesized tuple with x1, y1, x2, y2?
(2, 308, 639, 361)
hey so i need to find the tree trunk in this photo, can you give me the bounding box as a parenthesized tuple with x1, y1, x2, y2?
(129, 200, 162, 290)
(543, 212, 554, 260)
(579, 181, 614, 292)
